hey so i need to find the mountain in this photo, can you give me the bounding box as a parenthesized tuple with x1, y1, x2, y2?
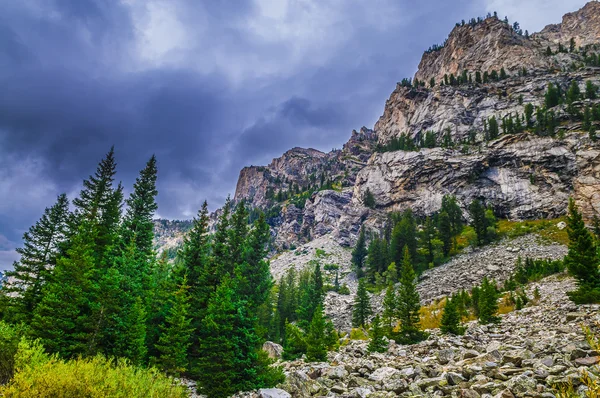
(233, 2, 600, 253)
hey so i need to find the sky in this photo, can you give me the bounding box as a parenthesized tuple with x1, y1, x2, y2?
(0, 0, 588, 270)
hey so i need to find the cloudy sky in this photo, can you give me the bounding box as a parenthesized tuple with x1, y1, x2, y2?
(0, 0, 588, 269)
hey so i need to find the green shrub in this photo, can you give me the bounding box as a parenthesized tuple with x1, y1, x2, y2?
(0, 339, 188, 398)
(0, 322, 27, 384)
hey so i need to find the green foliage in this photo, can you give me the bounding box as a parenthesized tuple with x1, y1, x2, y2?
(478, 278, 500, 324)
(440, 297, 464, 335)
(306, 306, 328, 361)
(376, 133, 416, 153)
(352, 278, 372, 328)
(352, 226, 368, 276)
(544, 83, 561, 108)
(0, 322, 28, 384)
(396, 248, 421, 337)
(488, 116, 499, 140)
(367, 315, 388, 353)
(154, 279, 193, 377)
(469, 200, 497, 246)
(3, 194, 70, 323)
(564, 199, 600, 303)
(363, 188, 376, 209)
(0, 338, 188, 398)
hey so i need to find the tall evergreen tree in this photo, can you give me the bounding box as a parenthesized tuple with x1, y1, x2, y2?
(368, 314, 388, 353)
(306, 305, 328, 362)
(440, 296, 464, 335)
(352, 278, 372, 328)
(478, 278, 500, 324)
(391, 209, 417, 266)
(154, 278, 193, 377)
(438, 211, 453, 256)
(121, 155, 158, 259)
(382, 285, 397, 332)
(469, 199, 488, 246)
(236, 212, 272, 310)
(564, 199, 600, 303)
(396, 247, 421, 338)
(352, 226, 368, 277)
(30, 226, 96, 357)
(3, 194, 70, 322)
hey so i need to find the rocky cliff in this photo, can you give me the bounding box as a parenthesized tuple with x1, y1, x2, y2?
(228, 2, 600, 255)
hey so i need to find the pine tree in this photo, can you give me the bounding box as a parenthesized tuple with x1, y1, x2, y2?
(121, 155, 158, 260)
(469, 199, 487, 246)
(586, 81, 598, 100)
(3, 193, 70, 322)
(30, 226, 96, 357)
(391, 209, 417, 266)
(564, 199, 600, 303)
(421, 216, 436, 265)
(488, 116, 499, 140)
(524, 103, 534, 127)
(352, 226, 368, 277)
(440, 296, 464, 335)
(382, 284, 397, 332)
(368, 314, 388, 353)
(478, 278, 500, 324)
(155, 278, 193, 377)
(352, 278, 372, 328)
(236, 211, 272, 310)
(306, 305, 328, 362)
(545, 83, 561, 108)
(396, 247, 422, 338)
(363, 188, 376, 209)
(438, 211, 453, 256)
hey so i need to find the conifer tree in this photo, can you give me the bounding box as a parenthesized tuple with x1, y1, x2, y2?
(155, 278, 193, 377)
(524, 103, 534, 127)
(421, 216, 436, 265)
(3, 193, 70, 322)
(396, 247, 421, 338)
(382, 285, 397, 332)
(368, 314, 388, 353)
(586, 81, 598, 100)
(236, 212, 272, 310)
(363, 188, 376, 209)
(488, 116, 499, 140)
(440, 296, 464, 335)
(545, 83, 561, 108)
(30, 226, 96, 357)
(564, 199, 600, 303)
(352, 278, 372, 328)
(121, 155, 158, 260)
(391, 209, 417, 266)
(469, 199, 487, 246)
(438, 211, 453, 256)
(306, 305, 327, 362)
(352, 226, 368, 277)
(478, 278, 500, 324)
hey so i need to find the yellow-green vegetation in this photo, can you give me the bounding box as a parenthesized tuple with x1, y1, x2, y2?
(349, 328, 369, 341)
(419, 299, 446, 330)
(498, 293, 517, 315)
(497, 217, 569, 245)
(0, 339, 188, 398)
(556, 325, 600, 398)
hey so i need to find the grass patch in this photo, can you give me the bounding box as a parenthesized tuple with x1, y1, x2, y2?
(497, 217, 568, 245)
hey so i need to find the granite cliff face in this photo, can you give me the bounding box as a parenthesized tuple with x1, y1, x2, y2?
(223, 3, 600, 254)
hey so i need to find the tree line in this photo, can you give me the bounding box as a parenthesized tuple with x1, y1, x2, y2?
(0, 149, 282, 397)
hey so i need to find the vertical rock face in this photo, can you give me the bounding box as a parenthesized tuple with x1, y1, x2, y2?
(222, 2, 600, 252)
(414, 18, 551, 86)
(538, 1, 600, 47)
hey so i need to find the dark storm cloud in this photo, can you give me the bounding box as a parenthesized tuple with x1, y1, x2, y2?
(0, 0, 489, 269)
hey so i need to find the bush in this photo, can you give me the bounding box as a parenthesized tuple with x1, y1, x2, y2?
(0, 322, 27, 384)
(0, 339, 188, 398)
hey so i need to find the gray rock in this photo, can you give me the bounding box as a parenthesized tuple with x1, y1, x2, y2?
(258, 388, 292, 398)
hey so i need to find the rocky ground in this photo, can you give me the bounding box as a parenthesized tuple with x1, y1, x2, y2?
(238, 275, 599, 398)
